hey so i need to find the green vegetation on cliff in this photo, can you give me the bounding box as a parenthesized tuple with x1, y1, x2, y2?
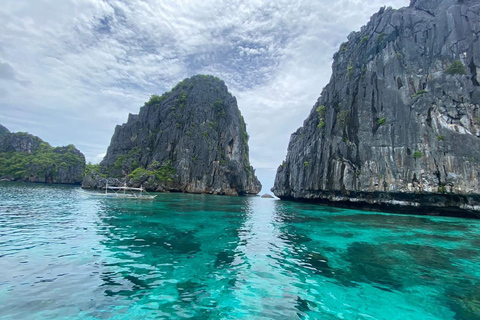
(85, 163, 106, 178)
(128, 161, 176, 183)
(0, 144, 84, 182)
(445, 60, 467, 75)
(0, 128, 85, 184)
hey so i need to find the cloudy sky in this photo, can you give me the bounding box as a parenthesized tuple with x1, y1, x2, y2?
(0, 0, 409, 190)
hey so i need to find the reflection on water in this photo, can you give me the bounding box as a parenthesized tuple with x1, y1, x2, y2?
(1, 182, 480, 319)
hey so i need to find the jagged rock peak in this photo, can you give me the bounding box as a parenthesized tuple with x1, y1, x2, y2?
(272, 0, 480, 217)
(0, 124, 9, 136)
(410, 0, 472, 13)
(83, 74, 262, 195)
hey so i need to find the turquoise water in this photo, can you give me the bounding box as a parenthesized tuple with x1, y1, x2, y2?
(1, 182, 479, 320)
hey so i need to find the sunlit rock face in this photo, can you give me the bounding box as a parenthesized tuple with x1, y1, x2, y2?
(83, 75, 261, 196)
(273, 0, 480, 217)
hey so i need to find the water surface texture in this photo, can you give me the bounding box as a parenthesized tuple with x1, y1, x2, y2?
(1, 182, 479, 319)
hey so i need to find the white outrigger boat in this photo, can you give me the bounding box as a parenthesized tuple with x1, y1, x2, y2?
(81, 183, 156, 199)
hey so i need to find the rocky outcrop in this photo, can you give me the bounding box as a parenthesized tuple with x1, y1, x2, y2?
(0, 124, 9, 136)
(83, 75, 261, 195)
(273, 0, 480, 217)
(0, 125, 86, 184)
(1, 131, 43, 154)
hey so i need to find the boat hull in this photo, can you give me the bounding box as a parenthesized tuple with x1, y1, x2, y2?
(79, 190, 156, 199)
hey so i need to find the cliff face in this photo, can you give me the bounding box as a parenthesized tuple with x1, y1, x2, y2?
(0, 126, 86, 184)
(0, 124, 9, 136)
(273, 0, 480, 216)
(83, 75, 261, 195)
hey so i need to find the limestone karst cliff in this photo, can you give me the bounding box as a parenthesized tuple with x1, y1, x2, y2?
(272, 0, 480, 217)
(0, 124, 9, 136)
(83, 75, 261, 195)
(0, 124, 86, 184)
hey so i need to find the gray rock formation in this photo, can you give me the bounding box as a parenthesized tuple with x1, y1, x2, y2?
(1, 131, 42, 154)
(273, 0, 480, 217)
(0, 124, 9, 136)
(83, 75, 261, 195)
(0, 125, 86, 184)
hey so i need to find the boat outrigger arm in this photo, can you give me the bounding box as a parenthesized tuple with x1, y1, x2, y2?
(81, 182, 156, 199)
(103, 182, 157, 199)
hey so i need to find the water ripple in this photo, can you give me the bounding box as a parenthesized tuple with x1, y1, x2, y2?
(1, 182, 480, 319)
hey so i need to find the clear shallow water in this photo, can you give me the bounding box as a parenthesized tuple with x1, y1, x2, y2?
(1, 182, 480, 320)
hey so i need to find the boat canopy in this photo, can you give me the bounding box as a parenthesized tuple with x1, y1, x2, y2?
(108, 186, 145, 191)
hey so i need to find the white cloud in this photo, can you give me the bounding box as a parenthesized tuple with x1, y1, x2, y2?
(0, 0, 410, 189)
(92, 152, 106, 164)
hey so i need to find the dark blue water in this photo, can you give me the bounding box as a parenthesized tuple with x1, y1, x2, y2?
(1, 182, 479, 319)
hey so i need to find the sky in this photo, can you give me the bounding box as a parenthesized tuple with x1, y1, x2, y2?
(0, 0, 410, 191)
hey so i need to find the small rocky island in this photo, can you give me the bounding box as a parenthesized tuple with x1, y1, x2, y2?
(272, 0, 480, 217)
(0, 124, 85, 184)
(83, 75, 262, 195)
